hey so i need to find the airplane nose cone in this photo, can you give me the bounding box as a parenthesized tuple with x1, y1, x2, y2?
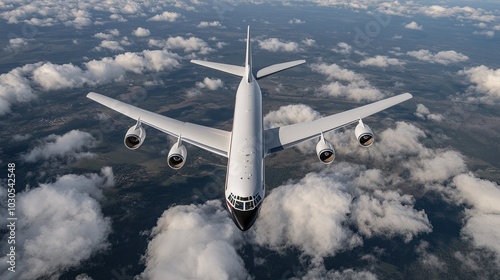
(231, 207, 260, 231)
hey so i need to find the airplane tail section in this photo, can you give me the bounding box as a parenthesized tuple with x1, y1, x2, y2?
(191, 26, 305, 80)
(245, 25, 252, 82)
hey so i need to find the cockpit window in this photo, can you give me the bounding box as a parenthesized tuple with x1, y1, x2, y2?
(228, 193, 261, 211)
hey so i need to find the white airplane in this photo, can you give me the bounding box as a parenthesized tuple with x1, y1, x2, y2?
(87, 26, 412, 231)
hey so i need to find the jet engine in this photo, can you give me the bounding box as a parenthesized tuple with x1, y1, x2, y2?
(124, 121, 146, 150)
(167, 138, 187, 169)
(316, 134, 335, 164)
(355, 119, 374, 147)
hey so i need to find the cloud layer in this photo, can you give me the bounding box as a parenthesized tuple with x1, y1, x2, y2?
(0, 167, 114, 280)
(311, 63, 385, 101)
(138, 201, 249, 280)
(0, 49, 180, 115)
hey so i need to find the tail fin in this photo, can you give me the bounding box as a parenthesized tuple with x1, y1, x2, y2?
(243, 25, 253, 82)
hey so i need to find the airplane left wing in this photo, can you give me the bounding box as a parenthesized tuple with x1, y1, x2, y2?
(87, 92, 231, 157)
(264, 93, 412, 154)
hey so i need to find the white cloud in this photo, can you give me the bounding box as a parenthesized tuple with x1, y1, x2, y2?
(197, 21, 222, 28)
(0, 65, 37, 115)
(138, 200, 249, 280)
(452, 174, 500, 261)
(1, 49, 180, 115)
(416, 241, 447, 272)
(359, 55, 405, 68)
(0, 167, 113, 280)
(95, 40, 124, 52)
(196, 77, 224, 90)
(22, 130, 98, 163)
(253, 162, 432, 258)
(4, 38, 33, 51)
(404, 21, 423, 30)
(406, 49, 469, 65)
(258, 38, 300, 52)
(289, 18, 305, 24)
(302, 38, 316, 46)
(311, 63, 385, 101)
(473, 30, 495, 37)
(414, 103, 444, 122)
(352, 189, 432, 242)
(252, 170, 363, 258)
(132, 27, 151, 37)
(459, 65, 500, 103)
(264, 104, 321, 130)
(148, 11, 181, 22)
(149, 36, 214, 54)
(332, 42, 352, 55)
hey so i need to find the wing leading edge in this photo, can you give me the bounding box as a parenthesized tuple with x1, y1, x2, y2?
(87, 92, 231, 157)
(264, 93, 412, 154)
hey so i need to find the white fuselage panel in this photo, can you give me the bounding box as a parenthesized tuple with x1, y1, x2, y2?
(225, 77, 264, 205)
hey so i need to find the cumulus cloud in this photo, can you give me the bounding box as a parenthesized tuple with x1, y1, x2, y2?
(414, 103, 444, 121)
(252, 170, 363, 257)
(311, 63, 385, 101)
(4, 38, 33, 51)
(404, 21, 423, 30)
(0, 167, 113, 280)
(132, 27, 151, 37)
(138, 200, 249, 280)
(253, 162, 431, 258)
(149, 36, 214, 54)
(452, 174, 500, 261)
(406, 49, 469, 65)
(352, 189, 432, 242)
(1, 49, 180, 115)
(22, 130, 98, 163)
(148, 11, 181, 22)
(302, 38, 316, 47)
(332, 42, 352, 55)
(197, 21, 222, 28)
(359, 55, 405, 68)
(459, 65, 500, 103)
(95, 40, 124, 52)
(186, 77, 224, 98)
(0, 65, 37, 115)
(196, 77, 224, 90)
(289, 18, 305, 24)
(264, 104, 321, 130)
(258, 38, 300, 52)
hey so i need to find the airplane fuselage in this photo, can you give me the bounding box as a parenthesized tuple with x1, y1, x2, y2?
(225, 74, 265, 231)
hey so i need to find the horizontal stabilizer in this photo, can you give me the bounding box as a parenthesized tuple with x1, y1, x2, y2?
(191, 60, 245, 77)
(256, 60, 306, 79)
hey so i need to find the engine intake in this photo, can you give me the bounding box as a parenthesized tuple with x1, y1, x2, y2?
(316, 134, 335, 164)
(167, 140, 187, 169)
(355, 119, 374, 147)
(124, 122, 146, 150)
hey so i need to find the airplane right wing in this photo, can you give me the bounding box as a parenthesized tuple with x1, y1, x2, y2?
(264, 93, 412, 154)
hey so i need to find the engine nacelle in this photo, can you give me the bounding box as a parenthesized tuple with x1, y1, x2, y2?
(124, 123, 146, 150)
(167, 142, 187, 170)
(355, 120, 374, 147)
(316, 135, 335, 164)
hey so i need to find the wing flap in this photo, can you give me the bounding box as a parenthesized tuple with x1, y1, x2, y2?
(264, 93, 412, 154)
(87, 92, 231, 157)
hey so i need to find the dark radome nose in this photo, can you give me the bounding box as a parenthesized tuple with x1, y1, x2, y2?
(231, 207, 260, 231)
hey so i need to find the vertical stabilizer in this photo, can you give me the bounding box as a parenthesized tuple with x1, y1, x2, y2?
(245, 25, 252, 82)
